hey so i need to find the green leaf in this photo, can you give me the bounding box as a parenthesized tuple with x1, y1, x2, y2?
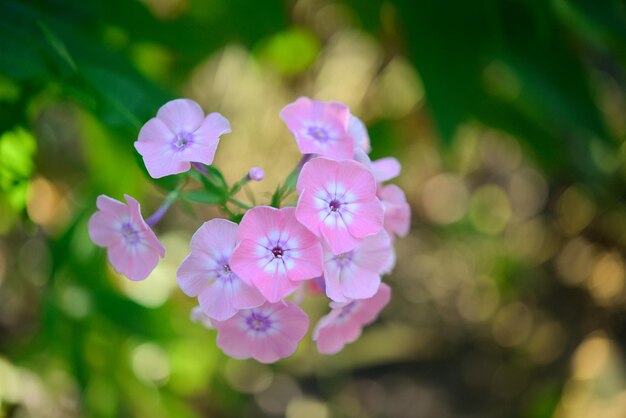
(183, 190, 224, 205)
(37, 20, 77, 72)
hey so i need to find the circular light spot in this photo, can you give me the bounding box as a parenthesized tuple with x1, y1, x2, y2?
(421, 174, 468, 225)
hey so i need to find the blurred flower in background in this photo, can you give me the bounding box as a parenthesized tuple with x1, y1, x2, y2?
(1, 0, 626, 417)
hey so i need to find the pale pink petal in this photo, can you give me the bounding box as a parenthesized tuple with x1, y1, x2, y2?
(135, 142, 190, 179)
(88, 211, 122, 247)
(371, 157, 401, 182)
(198, 276, 264, 320)
(215, 320, 254, 359)
(352, 283, 392, 325)
(271, 303, 310, 340)
(96, 194, 127, 213)
(189, 219, 237, 257)
(343, 198, 384, 239)
(340, 265, 381, 300)
(230, 240, 268, 286)
(236, 206, 281, 243)
(379, 185, 411, 238)
(296, 157, 338, 195)
(156, 98, 205, 133)
(352, 230, 394, 274)
(198, 281, 236, 321)
(323, 262, 349, 303)
(348, 115, 371, 153)
(285, 245, 323, 281)
(193, 112, 232, 142)
(337, 159, 378, 202)
(251, 260, 299, 303)
(294, 192, 325, 237)
(314, 315, 363, 355)
(176, 254, 210, 296)
(319, 213, 361, 254)
(183, 140, 219, 167)
(108, 241, 160, 281)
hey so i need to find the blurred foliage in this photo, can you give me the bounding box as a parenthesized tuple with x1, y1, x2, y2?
(1, 0, 626, 417)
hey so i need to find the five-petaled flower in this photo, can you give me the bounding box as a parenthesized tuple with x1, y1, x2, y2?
(88, 194, 165, 281)
(323, 230, 395, 303)
(313, 283, 391, 354)
(134, 98, 231, 178)
(214, 301, 309, 363)
(296, 157, 384, 255)
(280, 97, 354, 160)
(230, 206, 324, 303)
(177, 219, 265, 321)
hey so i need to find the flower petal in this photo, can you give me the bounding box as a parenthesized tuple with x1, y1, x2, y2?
(156, 98, 205, 133)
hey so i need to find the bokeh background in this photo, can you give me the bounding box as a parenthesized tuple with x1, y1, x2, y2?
(1, 0, 626, 417)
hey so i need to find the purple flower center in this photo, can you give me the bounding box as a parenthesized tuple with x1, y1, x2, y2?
(307, 126, 329, 142)
(333, 251, 354, 268)
(329, 199, 341, 212)
(172, 132, 193, 150)
(271, 246, 284, 259)
(121, 222, 140, 245)
(246, 312, 271, 332)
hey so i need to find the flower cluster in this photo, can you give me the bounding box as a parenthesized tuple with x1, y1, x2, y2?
(89, 97, 410, 363)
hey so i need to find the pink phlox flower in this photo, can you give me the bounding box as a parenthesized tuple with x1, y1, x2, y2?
(296, 157, 384, 255)
(88, 194, 165, 281)
(353, 149, 401, 183)
(379, 184, 411, 238)
(190, 306, 215, 329)
(134, 98, 231, 178)
(279, 97, 354, 160)
(348, 115, 371, 154)
(323, 230, 395, 303)
(230, 206, 323, 303)
(313, 283, 391, 354)
(177, 219, 265, 321)
(214, 301, 309, 363)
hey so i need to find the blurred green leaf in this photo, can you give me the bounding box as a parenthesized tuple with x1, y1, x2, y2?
(184, 190, 224, 204)
(256, 28, 320, 75)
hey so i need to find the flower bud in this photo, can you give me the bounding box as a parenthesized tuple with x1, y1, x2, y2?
(247, 167, 265, 182)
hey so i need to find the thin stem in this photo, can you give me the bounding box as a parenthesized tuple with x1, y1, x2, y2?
(228, 197, 251, 210)
(146, 182, 185, 227)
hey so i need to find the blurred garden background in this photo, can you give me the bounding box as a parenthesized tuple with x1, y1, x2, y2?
(1, 0, 626, 417)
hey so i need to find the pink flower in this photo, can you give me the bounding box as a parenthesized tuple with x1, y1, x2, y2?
(279, 97, 354, 160)
(247, 167, 265, 182)
(296, 157, 384, 255)
(134, 98, 231, 178)
(214, 301, 309, 363)
(348, 115, 371, 154)
(379, 185, 411, 238)
(230, 206, 323, 303)
(323, 230, 395, 303)
(177, 219, 265, 321)
(88, 194, 165, 281)
(313, 283, 391, 355)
